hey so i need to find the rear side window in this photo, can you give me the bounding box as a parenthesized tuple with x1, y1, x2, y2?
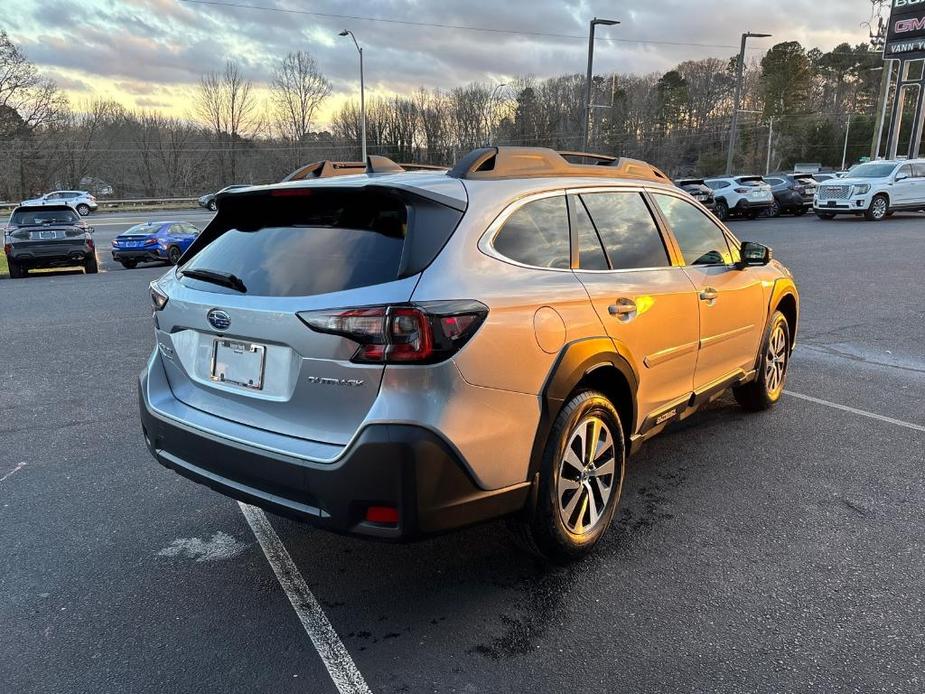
(492, 196, 570, 269)
(580, 192, 670, 270)
(652, 193, 732, 266)
(182, 189, 461, 297)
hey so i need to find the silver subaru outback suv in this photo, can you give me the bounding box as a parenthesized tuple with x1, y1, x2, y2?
(139, 147, 799, 561)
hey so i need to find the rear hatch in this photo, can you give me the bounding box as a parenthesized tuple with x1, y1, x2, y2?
(154, 183, 465, 447)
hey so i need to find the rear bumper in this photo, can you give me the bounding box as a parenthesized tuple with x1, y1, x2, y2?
(733, 199, 773, 211)
(9, 247, 91, 266)
(138, 361, 530, 540)
(113, 249, 164, 262)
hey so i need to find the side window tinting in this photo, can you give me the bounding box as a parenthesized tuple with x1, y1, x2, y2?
(652, 193, 732, 266)
(493, 196, 570, 269)
(580, 192, 669, 270)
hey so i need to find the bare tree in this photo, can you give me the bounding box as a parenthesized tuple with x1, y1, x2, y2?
(196, 61, 260, 183)
(271, 51, 331, 168)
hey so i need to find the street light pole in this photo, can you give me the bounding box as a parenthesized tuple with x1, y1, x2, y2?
(582, 17, 620, 152)
(725, 31, 771, 175)
(339, 29, 366, 163)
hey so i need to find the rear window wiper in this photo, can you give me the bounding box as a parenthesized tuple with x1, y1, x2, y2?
(180, 268, 247, 293)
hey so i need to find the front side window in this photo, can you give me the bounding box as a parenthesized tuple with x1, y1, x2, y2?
(652, 193, 732, 266)
(580, 192, 670, 270)
(492, 196, 570, 269)
(897, 164, 914, 179)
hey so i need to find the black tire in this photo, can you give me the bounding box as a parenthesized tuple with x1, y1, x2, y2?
(167, 246, 182, 265)
(7, 257, 24, 278)
(511, 390, 626, 563)
(120, 259, 138, 269)
(83, 253, 99, 274)
(76, 204, 91, 216)
(815, 211, 836, 220)
(864, 194, 888, 221)
(714, 199, 729, 222)
(208, 199, 217, 212)
(733, 310, 790, 412)
(765, 200, 781, 218)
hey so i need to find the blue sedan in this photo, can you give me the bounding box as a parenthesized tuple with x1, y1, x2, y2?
(111, 221, 200, 269)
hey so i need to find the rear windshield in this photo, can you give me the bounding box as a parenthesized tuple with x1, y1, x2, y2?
(11, 208, 79, 226)
(124, 223, 161, 236)
(181, 189, 461, 297)
(735, 178, 764, 186)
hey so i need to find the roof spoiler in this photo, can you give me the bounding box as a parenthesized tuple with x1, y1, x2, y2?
(447, 147, 669, 183)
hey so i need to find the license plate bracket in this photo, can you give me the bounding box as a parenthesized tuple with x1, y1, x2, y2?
(210, 339, 266, 390)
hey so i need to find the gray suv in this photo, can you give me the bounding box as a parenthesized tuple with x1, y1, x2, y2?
(139, 147, 799, 561)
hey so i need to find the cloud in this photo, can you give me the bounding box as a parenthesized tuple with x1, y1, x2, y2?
(12, 0, 875, 118)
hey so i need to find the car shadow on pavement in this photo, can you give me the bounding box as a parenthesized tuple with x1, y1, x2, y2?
(265, 395, 753, 667)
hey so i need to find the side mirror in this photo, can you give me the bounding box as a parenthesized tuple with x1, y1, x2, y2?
(739, 241, 772, 267)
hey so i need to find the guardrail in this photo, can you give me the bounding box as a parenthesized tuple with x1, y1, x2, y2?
(0, 197, 201, 213)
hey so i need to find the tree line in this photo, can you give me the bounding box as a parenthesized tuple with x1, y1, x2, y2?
(0, 29, 886, 201)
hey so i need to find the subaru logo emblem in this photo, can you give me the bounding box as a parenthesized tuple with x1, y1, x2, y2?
(207, 309, 231, 331)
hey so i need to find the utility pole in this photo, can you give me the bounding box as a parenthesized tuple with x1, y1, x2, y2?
(841, 113, 852, 171)
(582, 17, 620, 151)
(765, 117, 774, 175)
(725, 31, 771, 175)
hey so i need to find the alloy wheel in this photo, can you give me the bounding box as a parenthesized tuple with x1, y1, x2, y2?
(765, 323, 788, 396)
(871, 197, 887, 220)
(557, 416, 617, 535)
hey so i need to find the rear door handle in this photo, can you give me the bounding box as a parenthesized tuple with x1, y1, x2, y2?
(699, 288, 718, 302)
(608, 298, 637, 321)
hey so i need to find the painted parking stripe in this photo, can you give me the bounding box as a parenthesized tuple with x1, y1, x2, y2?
(785, 391, 925, 433)
(238, 502, 372, 694)
(0, 462, 26, 483)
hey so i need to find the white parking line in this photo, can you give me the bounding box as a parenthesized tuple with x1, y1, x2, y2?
(0, 462, 26, 483)
(785, 391, 925, 433)
(238, 502, 372, 694)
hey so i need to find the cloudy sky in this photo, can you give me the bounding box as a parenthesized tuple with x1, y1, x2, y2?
(9, 0, 880, 124)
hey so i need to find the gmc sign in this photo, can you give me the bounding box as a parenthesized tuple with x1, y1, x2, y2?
(885, 0, 925, 57)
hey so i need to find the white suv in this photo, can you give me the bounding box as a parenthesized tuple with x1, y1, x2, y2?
(20, 190, 98, 216)
(703, 176, 774, 221)
(814, 159, 925, 221)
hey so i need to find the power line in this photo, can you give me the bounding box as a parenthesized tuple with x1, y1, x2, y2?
(178, 0, 768, 52)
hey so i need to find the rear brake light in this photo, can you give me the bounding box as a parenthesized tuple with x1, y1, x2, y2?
(150, 281, 169, 311)
(298, 301, 488, 364)
(365, 506, 399, 525)
(4, 243, 11, 255)
(86, 238, 94, 250)
(144, 238, 157, 246)
(734, 187, 749, 193)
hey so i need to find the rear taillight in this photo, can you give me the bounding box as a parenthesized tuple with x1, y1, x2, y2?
(298, 301, 488, 364)
(734, 187, 749, 193)
(144, 238, 157, 246)
(150, 281, 169, 311)
(3, 243, 11, 255)
(86, 238, 94, 250)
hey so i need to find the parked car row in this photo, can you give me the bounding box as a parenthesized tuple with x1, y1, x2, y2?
(3, 200, 202, 277)
(673, 171, 818, 221)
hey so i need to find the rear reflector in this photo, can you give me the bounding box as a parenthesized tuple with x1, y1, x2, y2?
(365, 506, 399, 525)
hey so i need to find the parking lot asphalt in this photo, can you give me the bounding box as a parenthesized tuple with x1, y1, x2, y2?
(1, 212, 923, 693)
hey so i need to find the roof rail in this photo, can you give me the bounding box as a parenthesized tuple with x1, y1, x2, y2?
(447, 147, 670, 183)
(281, 160, 365, 182)
(398, 162, 450, 171)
